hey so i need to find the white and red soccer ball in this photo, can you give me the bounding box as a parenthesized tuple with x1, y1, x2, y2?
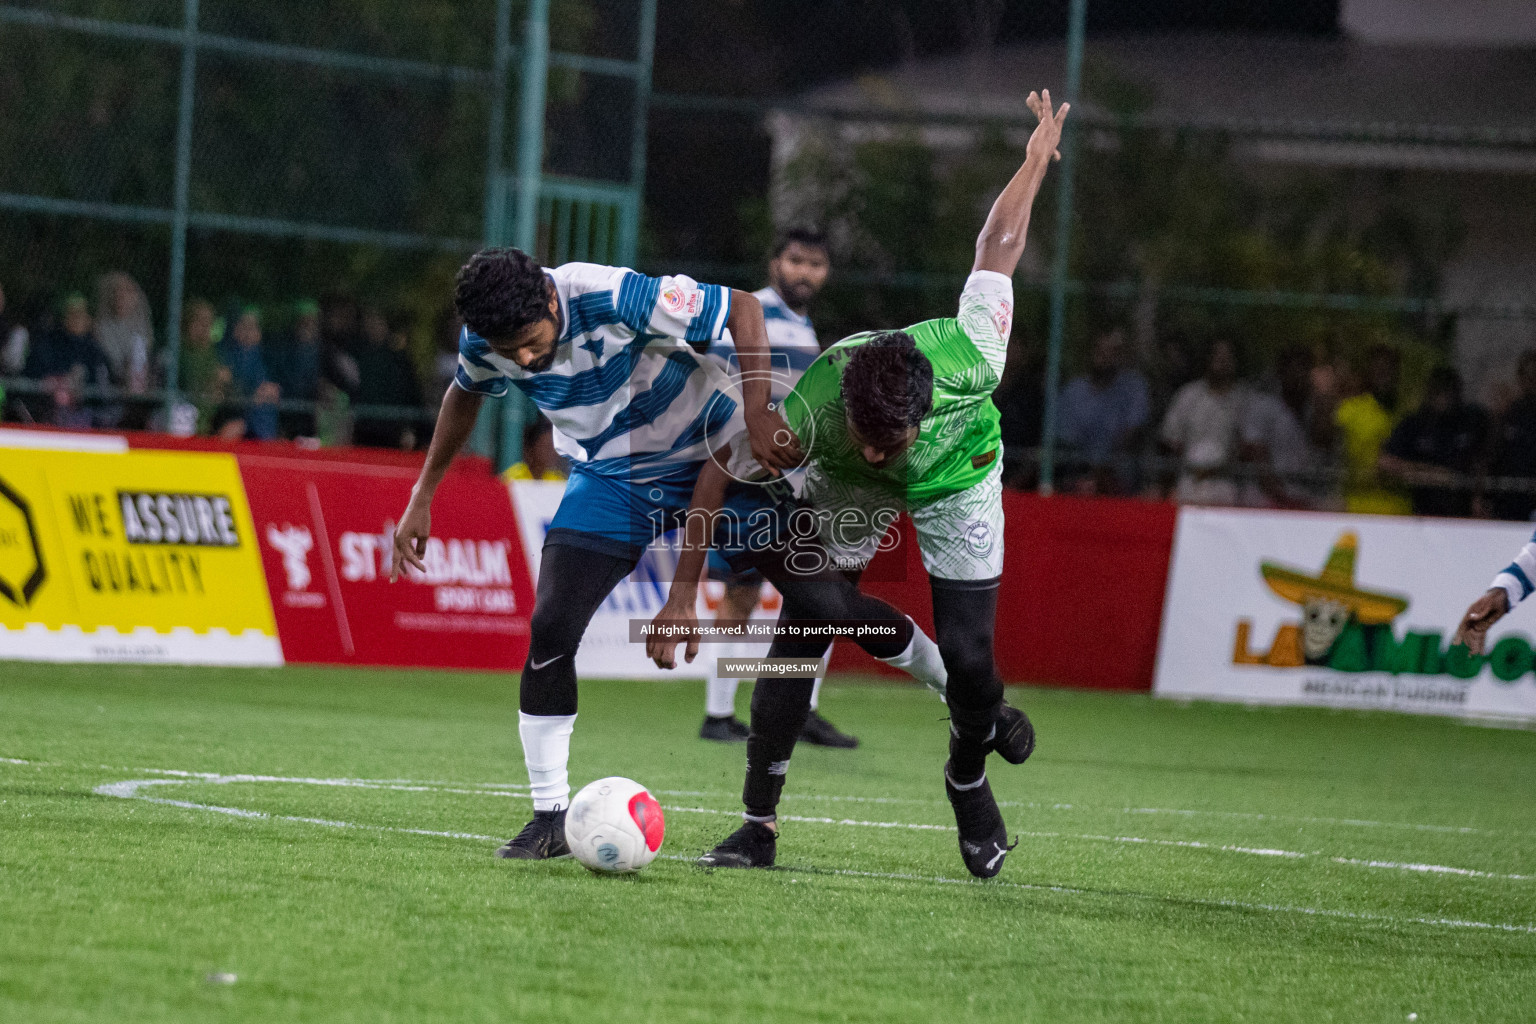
(565, 777, 665, 873)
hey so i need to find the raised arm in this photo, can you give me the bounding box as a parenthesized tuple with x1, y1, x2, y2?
(390, 382, 484, 581)
(973, 89, 1069, 277)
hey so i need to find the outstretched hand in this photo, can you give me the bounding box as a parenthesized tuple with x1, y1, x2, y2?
(1025, 89, 1069, 165)
(1453, 588, 1510, 656)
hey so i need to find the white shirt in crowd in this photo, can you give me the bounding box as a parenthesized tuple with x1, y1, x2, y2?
(1160, 378, 1249, 506)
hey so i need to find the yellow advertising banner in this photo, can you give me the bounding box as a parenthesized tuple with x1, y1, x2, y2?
(0, 446, 281, 664)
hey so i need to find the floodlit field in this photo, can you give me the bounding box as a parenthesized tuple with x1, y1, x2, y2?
(2, 662, 1534, 1023)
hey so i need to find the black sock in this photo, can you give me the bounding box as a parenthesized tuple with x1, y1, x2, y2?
(932, 577, 1004, 785)
(742, 672, 818, 818)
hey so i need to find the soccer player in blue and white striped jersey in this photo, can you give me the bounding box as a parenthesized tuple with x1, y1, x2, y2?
(698, 228, 859, 749)
(1455, 529, 1536, 653)
(389, 248, 950, 861)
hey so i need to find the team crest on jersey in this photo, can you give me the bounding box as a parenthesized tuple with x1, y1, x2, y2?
(661, 286, 703, 316)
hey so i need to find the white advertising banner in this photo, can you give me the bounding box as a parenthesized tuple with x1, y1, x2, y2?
(507, 479, 783, 681)
(1154, 507, 1536, 722)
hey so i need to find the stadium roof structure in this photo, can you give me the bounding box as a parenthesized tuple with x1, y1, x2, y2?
(772, 33, 1536, 175)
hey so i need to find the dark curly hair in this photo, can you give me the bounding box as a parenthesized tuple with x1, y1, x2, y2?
(841, 331, 933, 445)
(771, 226, 828, 259)
(453, 247, 554, 341)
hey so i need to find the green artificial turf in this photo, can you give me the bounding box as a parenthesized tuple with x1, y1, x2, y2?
(1, 661, 1534, 1023)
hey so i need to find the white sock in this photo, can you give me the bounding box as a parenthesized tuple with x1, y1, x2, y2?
(809, 674, 823, 711)
(519, 711, 576, 812)
(706, 669, 741, 719)
(877, 617, 948, 699)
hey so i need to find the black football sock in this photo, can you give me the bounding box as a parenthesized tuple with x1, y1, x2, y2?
(742, 659, 820, 819)
(932, 577, 1004, 785)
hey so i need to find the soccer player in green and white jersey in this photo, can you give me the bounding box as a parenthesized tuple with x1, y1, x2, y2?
(648, 89, 1069, 878)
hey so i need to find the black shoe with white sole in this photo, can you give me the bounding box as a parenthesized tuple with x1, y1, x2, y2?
(699, 714, 751, 742)
(697, 820, 777, 868)
(944, 763, 1015, 879)
(495, 809, 570, 860)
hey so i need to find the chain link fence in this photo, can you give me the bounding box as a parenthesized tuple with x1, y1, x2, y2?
(3, 0, 1535, 517)
(648, 0, 1536, 519)
(0, 0, 646, 452)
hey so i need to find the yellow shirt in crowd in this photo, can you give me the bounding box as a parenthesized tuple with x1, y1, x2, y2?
(1334, 393, 1412, 515)
(502, 462, 566, 483)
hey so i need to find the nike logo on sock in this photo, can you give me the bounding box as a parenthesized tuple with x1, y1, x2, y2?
(529, 654, 565, 671)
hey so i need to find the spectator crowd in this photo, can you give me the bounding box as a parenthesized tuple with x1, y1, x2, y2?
(996, 324, 1536, 523)
(2, 271, 1532, 522)
(1, 273, 443, 450)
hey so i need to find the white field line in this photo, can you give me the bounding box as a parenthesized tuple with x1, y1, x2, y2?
(6, 755, 1524, 839)
(80, 775, 1536, 938)
(92, 779, 501, 843)
(80, 771, 1536, 883)
(669, 857, 1536, 937)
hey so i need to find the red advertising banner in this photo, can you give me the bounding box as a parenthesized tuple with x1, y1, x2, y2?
(831, 492, 1177, 690)
(239, 454, 535, 669)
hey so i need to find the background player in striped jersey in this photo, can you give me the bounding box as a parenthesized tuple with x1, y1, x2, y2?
(390, 250, 950, 860)
(649, 88, 1068, 878)
(698, 227, 860, 749)
(1454, 529, 1536, 653)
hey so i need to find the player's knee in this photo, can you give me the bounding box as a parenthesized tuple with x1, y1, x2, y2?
(938, 636, 995, 685)
(782, 580, 854, 623)
(528, 598, 584, 656)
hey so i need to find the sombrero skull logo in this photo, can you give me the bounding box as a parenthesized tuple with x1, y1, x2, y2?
(1259, 531, 1408, 665)
(1301, 597, 1350, 661)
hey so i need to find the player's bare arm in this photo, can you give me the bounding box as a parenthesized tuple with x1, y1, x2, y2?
(727, 289, 803, 471)
(390, 383, 484, 582)
(1454, 588, 1510, 655)
(972, 89, 1068, 277)
(646, 456, 731, 669)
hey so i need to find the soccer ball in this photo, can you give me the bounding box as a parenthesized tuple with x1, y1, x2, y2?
(564, 776, 666, 874)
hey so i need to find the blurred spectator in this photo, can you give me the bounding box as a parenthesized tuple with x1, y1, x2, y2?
(1331, 344, 1411, 515)
(353, 308, 423, 449)
(1379, 366, 1489, 518)
(1488, 349, 1536, 522)
(1159, 338, 1246, 506)
(273, 300, 323, 438)
(217, 306, 281, 441)
(1148, 328, 1200, 430)
(1239, 344, 1330, 510)
(503, 417, 568, 481)
(21, 293, 112, 429)
(994, 337, 1043, 489)
(0, 281, 28, 377)
(172, 299, 229, 436)
(1057, 328, 1149, 495)
(430, 307, 463, 405)
(94, 272, 154, 397)
(320, 291, 363, 394)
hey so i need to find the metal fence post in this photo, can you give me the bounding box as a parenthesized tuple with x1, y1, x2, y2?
(513, 0, 550, 253)
(162, 0, 200, 419)
(1038, 0, 1087, 495)
(620, 0, 657, 267)
(482, 0, 513, 247)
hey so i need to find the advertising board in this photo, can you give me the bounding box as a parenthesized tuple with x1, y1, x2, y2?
(243, 455, 535, 670)
(1155, 508, 1536, 721)
(0, 446, 280, 664)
